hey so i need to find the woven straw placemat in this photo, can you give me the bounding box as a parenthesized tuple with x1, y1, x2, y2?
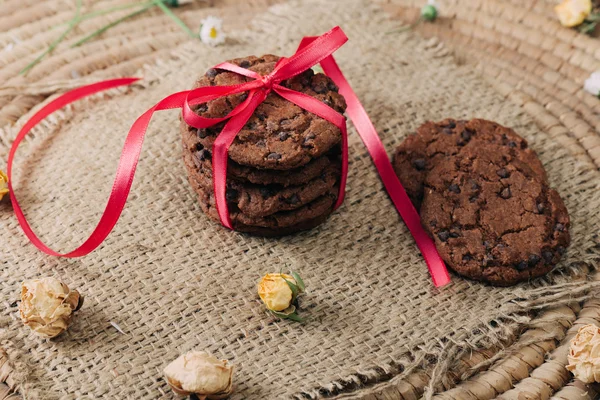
(1, 0, 600, 399)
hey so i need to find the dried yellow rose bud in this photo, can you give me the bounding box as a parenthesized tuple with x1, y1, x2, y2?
(19, 277, 83, 338)
(0, 170, 8, 201)
(164, 351, 233, 398)
(257, 271, 305, 321)
(566, 324, 600, 383)
(258, 273, 296, 312)
(555, 0, 592, 27)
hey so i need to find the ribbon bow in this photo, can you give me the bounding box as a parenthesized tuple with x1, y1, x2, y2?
(7, 26, 451, 287)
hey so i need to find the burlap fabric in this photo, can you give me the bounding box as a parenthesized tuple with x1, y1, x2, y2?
(1, 0, 599, 399)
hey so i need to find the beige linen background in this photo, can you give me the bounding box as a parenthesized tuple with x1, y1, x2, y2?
(1, 0, 599, 399)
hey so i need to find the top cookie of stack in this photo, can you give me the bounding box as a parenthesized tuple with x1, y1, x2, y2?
(393, 119, 570, 286)
(181, 55, 347, 236)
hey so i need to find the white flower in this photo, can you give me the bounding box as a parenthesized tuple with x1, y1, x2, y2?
(584, 71, 600, 97)
(199, 16, 225, 46)
(566, 324, 600, 383)
(19, 277, 83, 338)
(164, 351, 234, 397)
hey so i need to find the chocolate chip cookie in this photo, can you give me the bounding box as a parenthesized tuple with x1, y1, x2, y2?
(181, 120, 338, 186)
(183, 149, 340, 218)
(420, 141, 570, 286)
(188, 55, 347, 170)
(393, 119, 547, 209)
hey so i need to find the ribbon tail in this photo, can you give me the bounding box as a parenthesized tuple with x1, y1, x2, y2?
(8, 78, 189, 257)
(317, 56, 451, 287)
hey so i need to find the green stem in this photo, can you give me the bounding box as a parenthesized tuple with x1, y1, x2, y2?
(20, 0, 83, 75)
(385, 16, 423, 34)
(154, 0, 196, 38)
(71, 3, 155, 47)
(51, 1, 154, 30)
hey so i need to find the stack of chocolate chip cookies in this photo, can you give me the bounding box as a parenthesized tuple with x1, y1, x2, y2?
(181, 55, 346, 236)
(393, 119, 570, 286)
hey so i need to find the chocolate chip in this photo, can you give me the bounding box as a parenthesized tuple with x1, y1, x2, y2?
(240, 60, 251, 68)
(442, 127, 453, 135)
(554, 223, 565, 232)
(496, 168, 510, 178)
(462, 254, 473, 261)
(279, 132, 290, 141)
(448, 184, 461, 194)
(267, 152, 282, 161)
(437, 230, 450, 242)
(285, 194, 300, 205)
(500, 187, 511, 199)
(557, 246, 566, 255)
(259, 187, 275, 198)
(413, 158, 426, 171)
(471, 182, 481, 191)
(469, 195, 479, 203)
(280, 119, 292, 125)
(313, 84, 327, 94)
(537, 203, 545, 213)
(196, 103, 208, 113)
(446, 121, 456, 129)
(195, 143, 204, 151)
(239, 92, 248, 102)
(528, 254, 541, 266)
(507, 141, 517, 148)
(542, 250, 554, 262)
(461, 130, 472, 141)
(483, 241, 492, 250)
(257, 113, 267, 121)
(516, 261, 528, 271)
(197, 149, 211, 161)
(450, 231, 460, 238)
(255, 140, 266, 148)
(206, 68, 218, 78)
(327, 82, 338, 92)
(197, 129, 208, 139)
(225, 188, 238, 202)
(302, 133, 316, 148)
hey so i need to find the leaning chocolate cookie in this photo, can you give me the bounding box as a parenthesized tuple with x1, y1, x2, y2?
(189, 55, 347, 170)
(393, 119, 547, 209)
(420, 141, 570, 286)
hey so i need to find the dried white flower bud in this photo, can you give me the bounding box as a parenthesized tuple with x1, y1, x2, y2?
(164, 351, 234, 398)
(566, 324, 600, 383)
(19, 277, 83, 338)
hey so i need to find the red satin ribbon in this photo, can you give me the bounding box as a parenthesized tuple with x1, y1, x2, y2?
(7, 26, 450, 287)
